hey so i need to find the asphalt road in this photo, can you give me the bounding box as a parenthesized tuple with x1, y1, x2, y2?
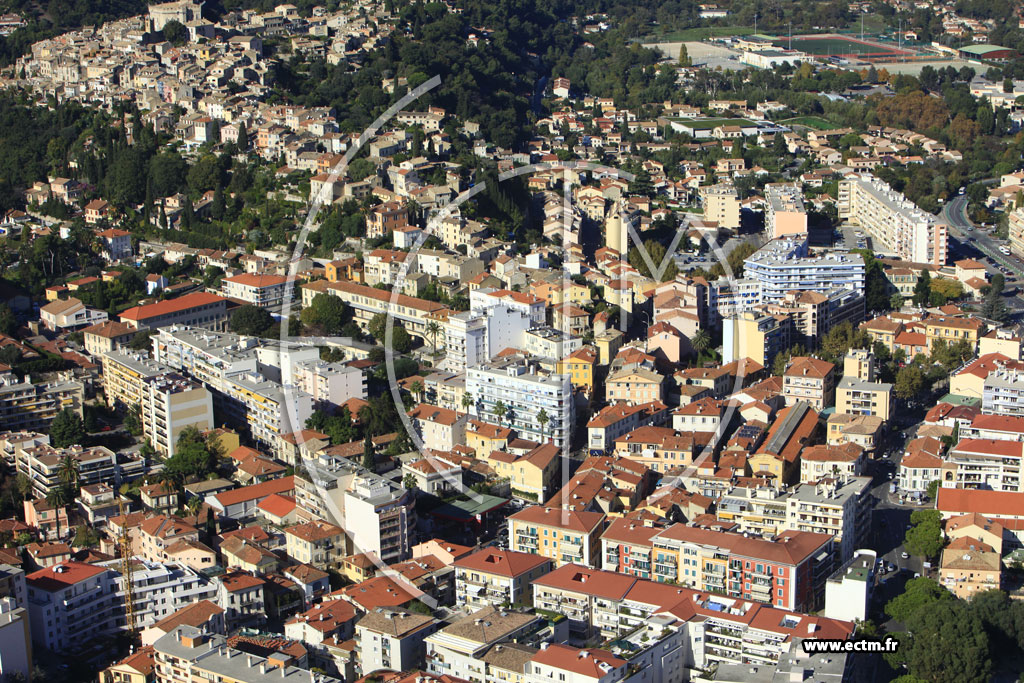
(942, 195, 1024, 314)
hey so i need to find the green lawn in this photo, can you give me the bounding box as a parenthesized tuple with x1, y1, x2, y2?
(673, 117, 757, 130)
(779, 116, 835, 130)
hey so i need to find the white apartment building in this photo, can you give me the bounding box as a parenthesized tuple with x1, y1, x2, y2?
(983, 367, 1024, 416)
(294, 457, 415, 564)
(425, 607, 546, 682)
(466, 356, 573, 447)
(744, 238, 865, 304)
(141, 374, 215, 457)
(26, 562, 120, 652)
(470, 288, 546, 326)
(444, 306, 533, 373)
(824, 550, 876, 623)
(99, 558, 218, 630)
(523, 326, 583, 360)
(355, 608, 439, 676)
(292, 359, 367, 407)
(221, 372, 313, 457)
(944, 439, 1023, 492)
(839, 173, 948, 266)
(221, 273, 295, 308)
(785, 476, 872, 562)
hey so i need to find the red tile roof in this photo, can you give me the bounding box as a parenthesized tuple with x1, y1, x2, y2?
(119, 292, 228, 322)
(213, 476, 295, 507)
(453, 549, 550, 577)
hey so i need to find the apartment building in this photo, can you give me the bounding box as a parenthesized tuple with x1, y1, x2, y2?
(466, 355, 573, 448)
(295, 458, 415, 564)
(983, 367, 1024, 416)
(102, 351, 172, 412)
(760, 288, 866, 350)
(15, 443, 118, 499)
(285, 519, 345, 568)
(799, 443, 866, 484)
(483, 443, 561, 501)
(425, 607, 549, 682)
(764, 183, 808, 239)
(367, 201, 409, 238)
(781, 357, 836, 412)
(744, 239, 865, 304)
(531, 563, 853, 662)
(355, 608, 440, 676)
(453, 549, 552, 610)
(722, 311, 790, 366)
(40, 297, 108, 331)
(0, 377, 84, 433)
(586, 401, 670, 453)
(701, 183, 741, 229)
(153, 626, 342, 683)
(649, 525, 833, 612)
(302, 279, 446, 337)
(943, 438, 1023, 492)
(141, 374, 214, 457)
(784, 476, 873, 562)
(443, 305, 534, 373)
(898, 436, 945, 497)
(119, 292, 231, 331)
(221, 273, 295, 308)
(82, 320, 137, 357)
(508, 506, 605, 567)
(838, 173, 948, 266)
(292, 359, 367, 407)
(835, 376, 893, 421)
(26, 562, 119, 652)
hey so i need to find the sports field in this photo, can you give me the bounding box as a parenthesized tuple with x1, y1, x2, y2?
(773, 34, 915, 59)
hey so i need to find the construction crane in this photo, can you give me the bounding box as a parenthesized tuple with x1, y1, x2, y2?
(118, 498, 138, 641)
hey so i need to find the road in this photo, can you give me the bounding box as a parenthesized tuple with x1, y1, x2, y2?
(942, 195, 1024, 314)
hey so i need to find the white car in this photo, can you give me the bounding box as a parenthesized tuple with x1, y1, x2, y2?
(901, 552, 909, 559)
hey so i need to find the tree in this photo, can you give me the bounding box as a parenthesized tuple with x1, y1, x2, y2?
(890, 293, 904, 310)
(461, 392, 474, 412)
(362, 433, 375, 471)
(425, 321, 442, 352)
(537, 408, 550, 442)
(903, 601, 991, 683)
(0, 303, 15, 336)
(403, 473, 418, 490)
(57, 453, 79, 492)
(885, 577, 952, 622)
(230, 305, 275, 336)
(50, 408, 85, 448)
(72, 524, 99, 548)
(14, 474, 32, 501)
(904, 509, 945, 559)
(391, 326, 413, 353)
(301, 294, 349, 335)
(492, 400, 507, 427)
(237, 121, 248, 151)
(162, 20, 187, 45)
(692, 328, 711, 361)
(409, 380, 423, 403)
(44, 488, 69, 540)
(894, 365, 925, 401)
(367, 312, 388, 341)
(912, 270, 931, 306)
(926, 479, 940, 500)
(163, 427, 218, 488)
(124, 403, 143, 436)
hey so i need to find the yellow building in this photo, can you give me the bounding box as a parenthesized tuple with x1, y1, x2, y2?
(101, 351, 166, 411)
(466, 420, 512, 455)
(978, 329, 1023, 360)
(530, 280, 591, 306)
(594, 329, 624, 365)
(924, 316, 985, 350)
(724, 311, 790, 367)
(485, 443, 560, 501)
(508, 505, 605, 567)
(99, 647, 152, 683)
(835, 377, 892, 421)
(557, 347, 597, 393)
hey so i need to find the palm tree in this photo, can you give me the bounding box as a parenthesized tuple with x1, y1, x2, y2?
(461, 392, 474, 413)
(492, 400, 507, 427)
(537, 408, 550, 442)
(692, 328, 711, 363)
(57, 454, 79, 492)
(426, 321, 442, 352)
(409, 380, 424, 403)
(44, 488, 69, 540)
(14, 474, 33, 501)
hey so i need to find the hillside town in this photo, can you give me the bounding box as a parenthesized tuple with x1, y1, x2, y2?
(1, 0, 1024, 682)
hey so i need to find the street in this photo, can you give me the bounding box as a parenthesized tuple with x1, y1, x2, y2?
(943, 195, 1024, 314)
